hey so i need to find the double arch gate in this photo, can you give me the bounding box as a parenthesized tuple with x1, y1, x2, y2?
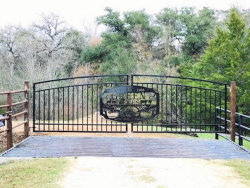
(33, 75, 227, 133)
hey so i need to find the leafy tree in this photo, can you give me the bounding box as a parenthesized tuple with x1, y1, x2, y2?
(156, 8, 181, 69)
(81, 8, 163, 75)
(82, 8, 136, 74)
(97, 7, 129, 37)
(183, 9, 250, 114)
(157, 8, 216, 66)
(179, 8, 216, 57)
(100, 47, 136, 74)
(124, 10, 160, 47)
(61, 29, 86, 75)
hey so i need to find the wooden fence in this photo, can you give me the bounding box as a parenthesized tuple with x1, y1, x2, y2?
(0, 81, 30, 149)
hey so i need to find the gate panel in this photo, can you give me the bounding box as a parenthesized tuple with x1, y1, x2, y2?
(33, 75, 128, 132)
(131, 75, 227, 133)
(33, 74, 227, 133)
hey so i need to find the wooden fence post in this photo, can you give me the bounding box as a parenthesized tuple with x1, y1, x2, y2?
(230, 81, 236, 142)
(24, 81, 30, 138)
(6, 92, 13, 149)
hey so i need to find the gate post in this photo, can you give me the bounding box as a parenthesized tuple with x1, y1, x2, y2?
(24, 81, 30, 138)
(230, 81, 236, 142)
(6, 92, 13, 149)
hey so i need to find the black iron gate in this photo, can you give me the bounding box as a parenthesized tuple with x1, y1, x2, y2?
(33, 74, 227, 133)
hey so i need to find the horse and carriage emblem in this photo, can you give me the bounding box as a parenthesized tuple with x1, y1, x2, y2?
(100, 85, 159, 122)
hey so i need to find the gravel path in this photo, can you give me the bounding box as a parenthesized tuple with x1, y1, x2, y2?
(62, 157, 248, 188)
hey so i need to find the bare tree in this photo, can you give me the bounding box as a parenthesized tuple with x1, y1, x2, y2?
(0, 26, 26, 89)
(31, 13, 67, 58)
(0, 13, 87, 92)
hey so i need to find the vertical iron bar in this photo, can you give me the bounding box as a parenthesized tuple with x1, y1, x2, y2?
(105, 83, 107, 132)
(238, 115, 243, 146)
(185, 86, 188, 131)
(134, 83, 137, 132)
(166, 84, 168, 131)
(219, 91, 222, 132)
(92, 85, 94, 131)
(77, 86, 79, 130)
(82, 85, 84, 131)
(195, 88, 197, 125)
(215, 108, 219, 139)
(43, 90, 45, 131)
(63, 87, 65, 131)
(175, 85, 178, 131)
(224, 84, 227, 134)
(146, 83, 149, 132)
(67, 87, 69, 131)
(72, 87, 74, 131)
(180, 85, 183, 131)
(200, 88, 202, 132)
(190, 87, 192, 131)
(101, 84, 103, 132)
(33, 83, 36, 132)
(111, 83, 113, 132)
(114, 83, 118, 132)
(58, 88, 59, 131)
(87, 85, 89, 131)
(205, 89, 207, 131)
(161, 84, 163, 132)
(115, 78, 118, 132)
(151, 83, 154, 132)
(209, 89, 212, 132)
(48, 89, 50, 131)
(171, 85, 173, 126)
(53, 89, 55, 131)
(96, 85, 99, 131)
(38, 91, 41, 131)
(214, 91, 217, 132)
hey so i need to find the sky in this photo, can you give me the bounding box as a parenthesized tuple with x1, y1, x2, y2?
(0, 0, 249, 31)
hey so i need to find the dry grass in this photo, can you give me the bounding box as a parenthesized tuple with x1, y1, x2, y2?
(225, 160, 250, 186)
(0, 158, 68, 188)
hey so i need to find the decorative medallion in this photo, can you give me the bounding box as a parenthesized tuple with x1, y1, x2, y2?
(100, 85, 159, 122)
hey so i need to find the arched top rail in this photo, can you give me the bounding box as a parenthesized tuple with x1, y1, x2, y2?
(34, 74, 129, 85)
(131, 74, 227, 86)
(34, 74, 227, 86)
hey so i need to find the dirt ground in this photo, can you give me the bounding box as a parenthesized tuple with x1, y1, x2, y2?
(0, 120, 27, 152)
(62, 157, 249, 188)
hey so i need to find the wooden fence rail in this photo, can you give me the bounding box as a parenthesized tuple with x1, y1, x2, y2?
(0, 81, 30, 149)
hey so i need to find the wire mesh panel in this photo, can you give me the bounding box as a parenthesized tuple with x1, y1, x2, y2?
(33, 75, 128, 132)
(131, 75, 227, 133)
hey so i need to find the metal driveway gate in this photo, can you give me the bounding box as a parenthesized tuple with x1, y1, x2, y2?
(33, 74, 227, 133)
